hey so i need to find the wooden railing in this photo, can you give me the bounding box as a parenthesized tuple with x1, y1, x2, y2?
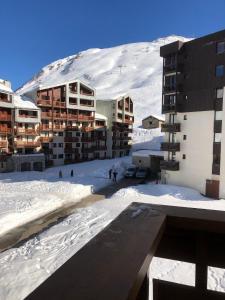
(15, 140, 41, 147)
(37, 99, 52, 106)
(0, 140, 7, 147)
(26, 203, 225, 300)
(16, 128, 38, 135)
(0, 127, 11, 133)
(0, 114, 11, 121)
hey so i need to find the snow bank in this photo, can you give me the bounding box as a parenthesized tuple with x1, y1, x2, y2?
(1, 183, 225, 299)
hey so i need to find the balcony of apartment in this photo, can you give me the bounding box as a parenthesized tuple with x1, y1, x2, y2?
(18, 112, 38, 119)
(69, 83, 78, 94)
(66, 125, 79, 131)
(81, 126, 94, 132)
(0, 92, 12, 104)
(0, 112, 11, 121)
(78, 114, 94, 122)
(40, 125, 52, 131)
(64, 147, 79, 154)
(212, 163, 220, 175)
(0, 126, 12, 134)
(64, 137, 79, 142)
(37, 98, 52, 107)
(40, 136, 53, 143)
(161, 142, 180, 152)
(161, 123, 181, 133)
(94, 145, 107, 151)
(42, 148, 53, 154)
(162, 103, 177, 113)
(52, 125, 66, 131)
(67, 113, 78, 120)
(0, 140, 7, 148)
(41, 112, 52, 119)
(15, 140, 41, 148)
(52, 112, 67, 120)
(80, 84, 94, 97)
(52, 100, 66, 108)
(80, 99, 94, 108)
(16, 128, 39, 135)
(82, 147, 95, 153)
(81, 136, 94, 142)
(160, 160, 179, 171)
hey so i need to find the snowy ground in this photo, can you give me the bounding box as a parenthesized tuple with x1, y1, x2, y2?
(132, 127, 164, 151)
(1, 183, 225, 300)
(0, 157, 129, 238)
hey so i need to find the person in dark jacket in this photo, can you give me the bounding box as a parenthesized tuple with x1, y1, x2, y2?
(59, 170, 62, 178)
(113, 170, 118, 183)
(109, 168, 112, 179)
(71, 169, 74, 177)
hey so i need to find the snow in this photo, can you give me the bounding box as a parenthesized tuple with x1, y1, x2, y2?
(95, 112, 107, 120)
(13, 94, 38, 110)
(17, 36, 190, 126)
(132, 149, 164, 157)
(1, 183, 225, 300)
(132, 127, 164, 151)
(0, 81, 12, 93)
(0, 157, 129, 238)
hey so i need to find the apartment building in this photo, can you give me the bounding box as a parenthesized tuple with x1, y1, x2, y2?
(160, 29, 225, 199)
(96, 95, 134, 158)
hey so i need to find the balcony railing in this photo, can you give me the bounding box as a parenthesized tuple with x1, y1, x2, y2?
(53, 125, 66, 131)
(0, 114, 11, 121)
(0, 127, 12, 134)
(67, 114, 78, 120)
(41, 112, 52, 119)
(52, 101, 66, 108)
(66, 125, 79, 131)
(161, 142, 180, 152)
(78, 115, 94, 121)
(18, 114, 38, 119)
(16, 128, 38, 135)
(64, 148, 79, 154)
(162, 103, 177, 113)
(37, 99, 52, 106)
(40, 137, 53, 143)
(94, 146, 107, 151)
(0, 141, 7, 148)
(64, 137, 79, 142)
(40, 125, 52, 131)
(212, 163, 220, 175)
(160, 160, 179, 171)
(161, 123, 181, 132)
(52, 112, 67, 119)
(15, 140, 41, 147)
(81, 127, 94, 132)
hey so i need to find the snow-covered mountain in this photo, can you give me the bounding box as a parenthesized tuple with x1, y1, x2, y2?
(17, 36, 190, 126)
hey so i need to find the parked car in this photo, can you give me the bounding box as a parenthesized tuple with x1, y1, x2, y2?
(125, 166, 137, 178)
(136, 168, 148, 179)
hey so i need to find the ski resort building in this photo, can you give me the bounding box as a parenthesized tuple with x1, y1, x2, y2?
(96, 95, 134, 158)
(142, 114, 165, 129)
(160, 29, 225, 199)
(0, 79, 134, 171)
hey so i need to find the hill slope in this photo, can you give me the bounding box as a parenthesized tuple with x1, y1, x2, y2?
(18, 36, 189, 126)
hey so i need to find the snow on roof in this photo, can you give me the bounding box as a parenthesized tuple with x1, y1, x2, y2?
(0, 80, 13, 93)
(14, 94, 38, 110)
(39, 78, 94, 91)
(96, 93, 131, 102)
(142, 114, 165, 122)
(132, 149, 164, 157)
(95, 113, 107, 120)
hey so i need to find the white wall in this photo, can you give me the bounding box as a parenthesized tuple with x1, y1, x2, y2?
(164, 111, 214, 195)
(218, 88, 225, 198)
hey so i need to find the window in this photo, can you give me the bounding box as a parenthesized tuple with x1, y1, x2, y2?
(58, 154, 64, 159)
(76, 143, 80, 147)
(217, 41, 225, 54)
(184, 115, 187, 120)
(216, 65, 224, 77)
(216, 88, 224, 99)
(58, 132, 63, 136)
(214, 133, 222, 143)
(183, 135, 187, 140)
(76, 132, 80, 137)
(58, 143, 63, 147)
(53, 155, 57, 159)
(53, 143, 57, 148)
(182, 154, 186, 159)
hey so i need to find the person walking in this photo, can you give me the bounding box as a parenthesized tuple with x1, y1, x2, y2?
(71, 169, 74, 177)
(59, 170, 62, 178)
(109, 168, 112, 179)
(113, 170, 118, 183)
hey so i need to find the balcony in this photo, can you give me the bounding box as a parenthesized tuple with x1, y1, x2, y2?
(40, 125, 52, 131)
(81, 137, 94, 142)
(52, 101, 66, 108)
(40, 137, 53, 143)
(82, 147, 95, 153)
(37, 99, 52, 107)
(0, 141, 7, 148)
(0, 113, 11, 121)
(52, 125, 66, 131)
(64, 137, 79, 142)
(67, 114, 78, 120)
(41, 112, 52, 119)
(78, 115, 94, 122)
(42, 148, 53, 154)
(52, 112, 67, 119)
(160, 160, 179, 171)
(16, 128, 38, 135)
(15, 140, 41, 148)
(212, 163, 220, 175)
(161, 142, 180, 152)
(0, 126, 12, 134)
(81, 127, 94, 132)
(161, 123, 180, 132)
(66, 125, 79, 131)
(162, 103, 176, 113)
(94, 145, 107, 151)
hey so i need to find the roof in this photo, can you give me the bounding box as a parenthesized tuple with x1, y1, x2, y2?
(14, 94, 39, 110)
(0, 80, 13, 93)
(95, 113, 107, 121)
(132, 150, 164, 157)
(38, 78, 95, 92)
(142, 114, 165, 122)
(96, 94, 132, 102)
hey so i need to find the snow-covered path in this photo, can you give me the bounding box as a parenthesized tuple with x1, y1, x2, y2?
(1, 183, 225, 300)
(0, 157, 129, 239)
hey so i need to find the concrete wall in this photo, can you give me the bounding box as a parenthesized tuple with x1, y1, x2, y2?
(163, 111, 214, 195)
(218, 88, 225, 198)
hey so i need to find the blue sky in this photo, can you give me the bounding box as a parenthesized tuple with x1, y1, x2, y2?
(0, 0, 225, 90)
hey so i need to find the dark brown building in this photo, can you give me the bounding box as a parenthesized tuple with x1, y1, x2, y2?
(160, 29, 225, 199)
